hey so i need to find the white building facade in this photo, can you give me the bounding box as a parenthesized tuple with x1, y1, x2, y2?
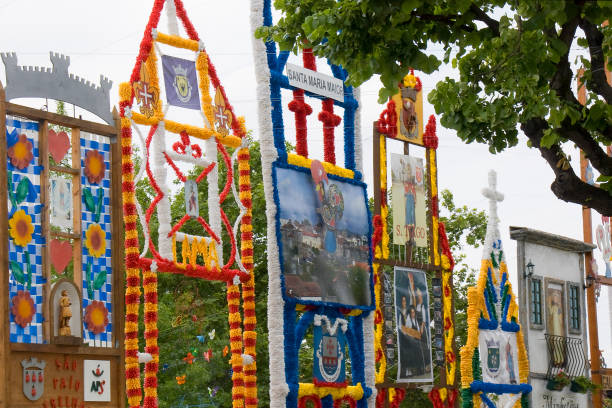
(511, 227, 595, 408)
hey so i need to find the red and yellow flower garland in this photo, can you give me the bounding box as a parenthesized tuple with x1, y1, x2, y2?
(373, 135, 388, 385)
(424, 116, 456, 386)
(119, 1, 256, 406)
(120, 80, 143, 408)
(239, 147, 258, 408)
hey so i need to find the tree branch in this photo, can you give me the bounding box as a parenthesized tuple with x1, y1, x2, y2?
(468, 4, 500, 36)
(412, 12, 475, 32)
(580, 18, 612, 104)
(557, 120, 612, 176)
(522, 118, 612, 215)
(549, 16, 581, 105)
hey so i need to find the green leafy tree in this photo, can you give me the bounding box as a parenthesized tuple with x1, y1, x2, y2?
(258, 1, 612, 214)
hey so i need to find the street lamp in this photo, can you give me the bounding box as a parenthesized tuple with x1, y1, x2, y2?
(524, 260, 535, 279)
(585, 274, 597, 289)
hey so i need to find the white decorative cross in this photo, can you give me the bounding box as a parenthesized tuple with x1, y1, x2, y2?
(481, 170, 505, 272)
(482, 170, 504, 222)
(139, 83, 153, 107)
(215, 106, 229, 128)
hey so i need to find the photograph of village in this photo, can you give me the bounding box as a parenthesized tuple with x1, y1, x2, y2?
(275, 166, 372, 307)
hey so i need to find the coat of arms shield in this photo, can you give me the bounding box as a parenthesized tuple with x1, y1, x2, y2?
(486, 341, 500, 374)
(313, 318, 347, 384)
(21, 357, 45, 401)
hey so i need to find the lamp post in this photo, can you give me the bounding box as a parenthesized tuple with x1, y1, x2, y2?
(524, 260, 535, 279)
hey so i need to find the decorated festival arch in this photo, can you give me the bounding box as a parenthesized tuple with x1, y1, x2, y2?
(119, 1, 257, 407)
(372, 72, 459, 407)
(459, 171, 531, 408)
(251, 0, 376, 407)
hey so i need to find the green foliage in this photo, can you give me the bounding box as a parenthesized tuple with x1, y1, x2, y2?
(15, 178, 31, 204)
(85, 264, 107, 299)
(10, 260, 28, 288)
(259, 0, 612, 212)
(8, 172, 35, 209)
(571, 375, 599, 393)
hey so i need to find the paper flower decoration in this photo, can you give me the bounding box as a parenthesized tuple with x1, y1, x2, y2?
(9, 209, 34, 247)
(444, 316, 452, 330)
(10, 290, 35, 328)
(84, 300, 109, 334)
(333, 396, 357, 408)
(84, 149, 105, 184)
(7, 134, 33, 169)
(204, 349, 212, 362)
(208, 329, 215, 339)
(85, 223, 106, 258)
(176, 375, 186, 385)
(223, 346, 229, 357)
(446, 350, 456, 364)
(183, 352, 195, 364)
(196, 335, 205, 343)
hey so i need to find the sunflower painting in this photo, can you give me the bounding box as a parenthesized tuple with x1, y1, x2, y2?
(9, 209, 34, 247)
(7, 134, 34, 169)
(84, 300, 109, 334)
(85, 223, 106, 258)
(84, 149, 105, 184)
(11, 290, 36, 328)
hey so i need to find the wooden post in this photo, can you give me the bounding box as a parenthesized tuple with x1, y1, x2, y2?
(39, 120, 50, 342)
(0, 82, 9, 408)
(71, 127, 82, 288)
(373, 122, 382, 218)
(578, 69, 602, 408)
(111, 107, 126, 408)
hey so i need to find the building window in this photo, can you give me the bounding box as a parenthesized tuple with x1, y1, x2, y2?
(568, 284, 581, 333)
(530, 277, 543, 327)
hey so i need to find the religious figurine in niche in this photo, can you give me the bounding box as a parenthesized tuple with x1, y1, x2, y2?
(400, 84, 418, 139)
(58, 290, 72, 336)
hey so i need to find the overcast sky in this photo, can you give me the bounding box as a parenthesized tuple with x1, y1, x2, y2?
(1, 0, 609, 360)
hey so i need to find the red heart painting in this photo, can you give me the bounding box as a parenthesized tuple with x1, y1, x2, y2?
(48, 129, 71, 163)
(50, 239, 72, 274)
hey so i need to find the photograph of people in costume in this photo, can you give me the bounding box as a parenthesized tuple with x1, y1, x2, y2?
(394, 267, 432, 382)
(276, 163, 372, 307)
(391, 153, 428, 249)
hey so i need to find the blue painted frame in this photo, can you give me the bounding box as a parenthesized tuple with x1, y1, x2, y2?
(261, 1, 371, 406)
(262, 0, 360, 176)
